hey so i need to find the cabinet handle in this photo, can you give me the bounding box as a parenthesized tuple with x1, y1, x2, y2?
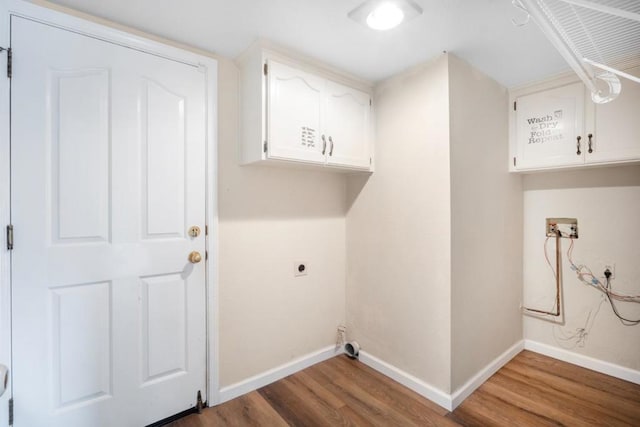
(321, 135, 327, 155)
(576, 135, 582, 155)
(329, 136, 334, 156)
(588, 133, 593, 153)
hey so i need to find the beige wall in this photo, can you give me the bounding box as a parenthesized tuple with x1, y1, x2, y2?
(346, 55, 453, 392)
(346, 54, 525, 394)
(217, 59, 347, 386)
(448, 55, 523, 391)
(523, 165, 640, 371)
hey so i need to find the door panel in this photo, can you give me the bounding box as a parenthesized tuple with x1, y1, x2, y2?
(267, 60, 326, 163)
(325, 81, 371, 169)
(515, 82, 585, 169)
(142, 79, 186, 239)
(141, 274, 187, 384)
(11, 16, 207, 427)
(52, 69, 111, 243)
(52, 281, 112, 409)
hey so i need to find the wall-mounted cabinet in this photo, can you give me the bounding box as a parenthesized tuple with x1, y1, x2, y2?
(509, 67, 640, 172)
(590, 66, 640, 164)
(238, 45, 374, 172)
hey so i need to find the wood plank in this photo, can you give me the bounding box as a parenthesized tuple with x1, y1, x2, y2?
(332, 356, 449, 416)
(337, 405, 377, 427)
(269, 373, 350, 425)
(170, 351, 640, 427)
(313, 361, 452, 427)
(481, 372, 623, 426)
(327, 356, 453, 423)
(516, 351, 640, 403)
(293, 370, 346, 410)
(259, 378, 333, 427)
(450, 386, 562, 426)
(172, 392, 287, 427)
(500, 362, 640, 424)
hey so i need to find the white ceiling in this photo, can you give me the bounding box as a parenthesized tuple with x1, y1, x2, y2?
(47, 0, 570, 87)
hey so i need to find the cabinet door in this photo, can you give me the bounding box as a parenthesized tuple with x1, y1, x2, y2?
(515, 82, 586, 169)
(267, 60, 326, 164)
(324, 81, 371, 169)
(588, 67, 640, 163)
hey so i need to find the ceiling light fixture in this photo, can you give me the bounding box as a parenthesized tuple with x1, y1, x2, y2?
(348, 0, 423, 31)
(367, 3, 404, 30)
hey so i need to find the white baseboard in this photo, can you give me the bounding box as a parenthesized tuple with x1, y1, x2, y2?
(216, 339, 639, 412)
(358, 351, 453, 411)
(524, 339, 640, 385)
(450, 340, 524, 409)
(217, 345, 340, 404)
(360, 340, 524, 411)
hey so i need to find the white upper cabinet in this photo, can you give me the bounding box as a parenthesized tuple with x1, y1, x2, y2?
(325, 81, 371, 169)
(238, 45, 374, 172)
(589, 66, 640, 163)
(510, 69, 640, 171)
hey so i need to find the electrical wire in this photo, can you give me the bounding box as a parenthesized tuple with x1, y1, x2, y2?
(564, 237, 640, 325)
(604, 276, 640, 326)
(566, 238, 640, 301)
(529, 232, 640, 327)
(553, 295, 606, 349)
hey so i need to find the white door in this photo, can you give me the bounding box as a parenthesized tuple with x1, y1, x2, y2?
(325, 81, 371, 169)
(515, 82, 586, 169)
(267, 60, 326, 164)
(11, 16, 207, 427)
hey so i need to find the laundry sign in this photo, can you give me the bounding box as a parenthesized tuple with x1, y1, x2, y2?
(300, 126, 316, 147)
(515, 82, 584, 168)
(526, 109, 564, 144)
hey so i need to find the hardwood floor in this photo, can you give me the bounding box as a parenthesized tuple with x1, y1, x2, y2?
(169, 351, 640, 426)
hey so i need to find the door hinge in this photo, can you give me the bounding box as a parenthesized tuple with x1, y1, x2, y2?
(8, 398, 13, 425)
(205, 251, 208, 261)
(369, 98, 372, 107)
(205, 225, 208, 236)
(0, 47, 10, 79)
(263, 141, 268, 153)
(513, 101, 517, 111)
(6, 225, 13, 251)
(370, 157, 372, 165)
(513, 157, 517, 167)
(263, 63, 268, 76)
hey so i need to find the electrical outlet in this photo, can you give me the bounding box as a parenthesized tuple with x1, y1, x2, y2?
(602, 263, 615, 279)
(545, 218, 578, 238)
(294, 262, 308, 277)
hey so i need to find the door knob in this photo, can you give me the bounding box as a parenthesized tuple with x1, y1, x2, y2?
(188, 251, 202, 264)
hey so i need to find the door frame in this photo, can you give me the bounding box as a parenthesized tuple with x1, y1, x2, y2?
(0, 2, 220, 423)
